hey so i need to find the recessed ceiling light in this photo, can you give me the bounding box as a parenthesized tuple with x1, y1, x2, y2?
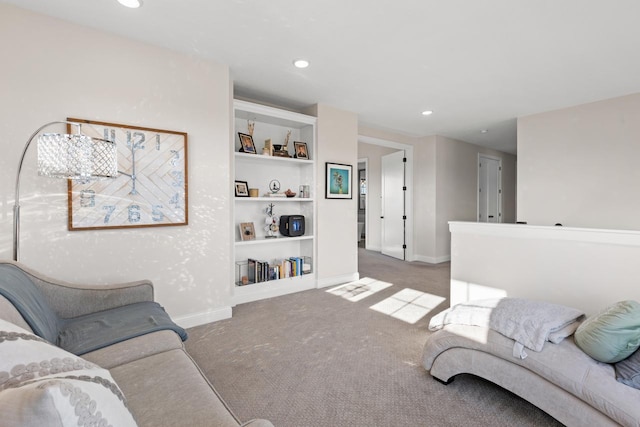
(480, 129, 489, 134)
(117, 0, 142, 8)
(293, 59, 310, 69)
(421, 110, 433, 116)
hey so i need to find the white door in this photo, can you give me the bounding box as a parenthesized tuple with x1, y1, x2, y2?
(478, 155, 502, 223)
(381, 150, 406, 260)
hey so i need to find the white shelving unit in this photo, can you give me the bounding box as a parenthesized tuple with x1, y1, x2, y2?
(232, 100, 317, 305)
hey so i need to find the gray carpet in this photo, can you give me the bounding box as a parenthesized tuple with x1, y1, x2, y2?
(185, 248, 562, 426)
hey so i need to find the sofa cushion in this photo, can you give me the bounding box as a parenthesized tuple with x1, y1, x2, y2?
(0, 264, 60, 343)
(0, 319, 137, 427)
(614, 347, 640, 389)
(574, 300, 640, 363)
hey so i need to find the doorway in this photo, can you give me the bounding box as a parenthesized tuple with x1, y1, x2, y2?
(477, 154, 502, 223)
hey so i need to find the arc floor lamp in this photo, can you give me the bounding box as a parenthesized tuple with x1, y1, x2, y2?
(12, 121, 118, 261)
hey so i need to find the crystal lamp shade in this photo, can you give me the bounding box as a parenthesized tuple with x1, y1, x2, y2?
(37, 133, 118, 180)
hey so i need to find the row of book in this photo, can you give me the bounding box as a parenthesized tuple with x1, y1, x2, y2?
(245, 257, 311, 285)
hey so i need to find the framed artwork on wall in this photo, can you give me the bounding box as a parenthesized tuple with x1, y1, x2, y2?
(325, 162, 352, 199)
(67, 118, 188, 230)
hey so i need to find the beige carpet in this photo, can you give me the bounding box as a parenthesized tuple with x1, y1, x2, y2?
(185, 248, 562, 426)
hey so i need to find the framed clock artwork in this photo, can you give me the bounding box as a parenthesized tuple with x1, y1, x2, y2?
(66, 118, 188, 230)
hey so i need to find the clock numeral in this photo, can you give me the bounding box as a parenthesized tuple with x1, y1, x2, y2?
(169, 193, 180, 208)
(128, 205, 141, 223)
(170, 171, 184, 187)
(170, 149, 180, 166)
(127, 131, 146, 150)
(152, 205, 164, 222)
(103, 128, 116, 142)
(80, 190, 95, 207)
(103, 205, 116, 224)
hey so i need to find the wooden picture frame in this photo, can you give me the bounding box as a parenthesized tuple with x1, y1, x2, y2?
(67, 118, 188, 230)
(239, 222, 256, 241)
(325, 162, 353, 199)
(293, 141, 309, 159)
(238, 132, 256, 154)
(235, 180, 249, 197)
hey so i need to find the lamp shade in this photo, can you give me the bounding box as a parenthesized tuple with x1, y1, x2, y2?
(37, 133, 117, 180)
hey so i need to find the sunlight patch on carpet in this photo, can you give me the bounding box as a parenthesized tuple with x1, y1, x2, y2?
(326, 277, 393, 302)
(369, 288, 446, 324)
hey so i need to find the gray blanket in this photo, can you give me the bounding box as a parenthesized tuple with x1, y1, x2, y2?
(58, 301, 188, 355)
(429, 298, 585, 358)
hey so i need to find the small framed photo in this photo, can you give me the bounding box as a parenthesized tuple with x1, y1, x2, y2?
(238, 133, 256, 154)
(325, 162, 353, 199)
(239, 222, 256, 241)
(235, 180, 249, 197)
(293, 141, 309, 159)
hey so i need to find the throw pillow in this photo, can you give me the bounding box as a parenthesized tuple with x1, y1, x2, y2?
(574, 300, 640, 363)
(615, 347, 640, 389)
(0, 318, 137, 427)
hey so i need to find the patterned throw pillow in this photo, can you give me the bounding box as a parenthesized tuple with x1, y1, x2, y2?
(0, 319, 137, 427)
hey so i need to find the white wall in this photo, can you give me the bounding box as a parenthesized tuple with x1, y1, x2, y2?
(449, 222, 640, 316)
(518, 92, 640, 229)
(307, 104, 359, 287)
(0, 4, 232, 326)
(357, 142, 399, 251)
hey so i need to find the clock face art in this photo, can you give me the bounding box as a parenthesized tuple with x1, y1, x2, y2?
(67, 118, 188, 230)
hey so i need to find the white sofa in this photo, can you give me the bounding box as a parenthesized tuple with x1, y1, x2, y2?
(423, 323, 640, 427)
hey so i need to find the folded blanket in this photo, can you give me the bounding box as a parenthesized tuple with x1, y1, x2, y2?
(429, 298, 585, 359)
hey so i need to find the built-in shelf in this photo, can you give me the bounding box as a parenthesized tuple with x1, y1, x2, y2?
(235, 235, 314, 246)
(235, 197, 313, 202)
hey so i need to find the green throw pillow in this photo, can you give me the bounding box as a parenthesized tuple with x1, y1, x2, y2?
(574, 300, 640, 363)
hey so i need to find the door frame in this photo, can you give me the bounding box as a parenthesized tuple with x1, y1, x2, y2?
(477, 153, 503, 223)
(359, 135, 414, 261)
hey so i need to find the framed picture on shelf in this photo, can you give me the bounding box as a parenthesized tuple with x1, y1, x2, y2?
(66, 118, 188, 230)
(325, 162, 353, 199)
(238, 132, 256, 154)
(293, 141, 309, 159)
(235, 180, 249, 197)
(239, 222, 256, 241)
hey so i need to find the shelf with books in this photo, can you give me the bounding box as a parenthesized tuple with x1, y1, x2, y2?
(232, 99, 317, 305)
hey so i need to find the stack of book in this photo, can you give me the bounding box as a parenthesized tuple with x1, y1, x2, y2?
(244, 256, 311, 285)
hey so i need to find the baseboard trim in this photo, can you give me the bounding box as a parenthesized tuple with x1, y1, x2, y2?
(174, 306, 232, 329)
(414, 254, 451, 264)
(316, 272, 360, 289)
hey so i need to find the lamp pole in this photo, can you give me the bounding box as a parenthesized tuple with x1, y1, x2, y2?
(12, 121, 81, 261)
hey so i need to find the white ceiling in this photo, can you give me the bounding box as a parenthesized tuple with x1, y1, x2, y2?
(6, 0, 640, 154)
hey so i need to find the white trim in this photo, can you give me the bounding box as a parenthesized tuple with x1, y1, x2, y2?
(316, 272, 360, 289)
(449, 221, 640, 246)
(174, 306, 232, 328)
(414, 254, 451, 264)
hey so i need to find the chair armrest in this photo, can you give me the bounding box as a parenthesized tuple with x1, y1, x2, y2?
(1, 261, 154, 319)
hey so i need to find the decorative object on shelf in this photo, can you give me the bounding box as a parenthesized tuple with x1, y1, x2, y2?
(238, 132, 256, 154)
(235, 180, 249, 197)
(284, 189, 296, 198)
(273, 130, 291, 158)
(67, 118, 188, 230)
(264, 203, 279, 238)
(249, 188, 259, 197)
(299, 185, 310, 198)
(247, 120, 255, 136)
(12, 120, 117, 261)
(279, 215, 305, 237)
(263, 139, 273, 156)
(239, 222, 255, 241)
(269, 179, 281, 193)
(325, 162, 353, 199)
(293, 141, 308, 159)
